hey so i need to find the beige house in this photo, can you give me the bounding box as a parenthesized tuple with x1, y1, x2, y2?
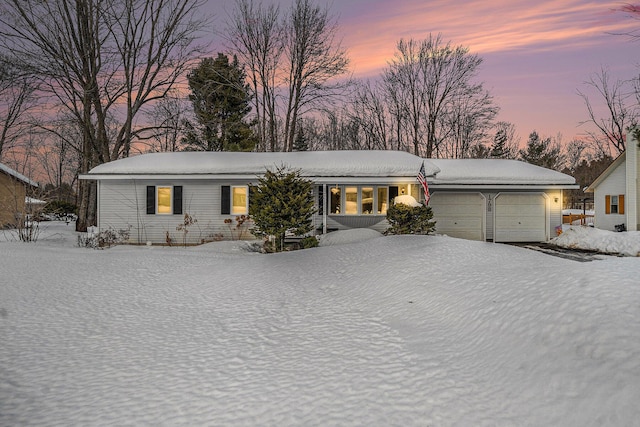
(0, 162, 38, 228)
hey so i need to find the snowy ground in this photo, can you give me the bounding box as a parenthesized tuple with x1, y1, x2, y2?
(1, 222, 640, 426)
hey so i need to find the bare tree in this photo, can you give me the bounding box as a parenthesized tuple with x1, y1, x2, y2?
(437, 84, 498, 158)
(577, 68, 635, 157)
(226, 0, 350, 152)
(144, 93, 189, 153)
(346, 81, 392, 150)
(383, 39, 424, 156)
(0, 0, 207, 230)
(226, 0, 283, 152)
(0, 57, 39, 160)
(281, 0, 350, 152)
(382, 34, 485, 158)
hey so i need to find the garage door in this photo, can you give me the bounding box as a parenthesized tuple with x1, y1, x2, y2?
(494, 193, 547, 242)
(430, 193, 485, 241)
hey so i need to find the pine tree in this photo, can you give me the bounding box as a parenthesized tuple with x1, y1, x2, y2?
(519, 131, 562, 170)
(183, 53, 256, 151)
(292, 125, 309, 151)
(249, 166, 316, 251)
(491, 128, 508, 158)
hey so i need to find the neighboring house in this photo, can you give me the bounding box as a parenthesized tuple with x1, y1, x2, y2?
(80, 151, 577, 244)
(586, 130, 639, 231)
(0, 162, 38, 228)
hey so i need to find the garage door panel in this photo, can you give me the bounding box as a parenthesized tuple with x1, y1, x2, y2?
(436, 218, 483, 229)
(495, 193, 547, 242)
(430, 193, 485, 241)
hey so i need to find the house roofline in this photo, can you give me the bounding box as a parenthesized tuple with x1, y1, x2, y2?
(79, 174, 424, 184)
(430, 184, 579, 190)
(0, 163, 38, 187)
(584, 152, 625, 193)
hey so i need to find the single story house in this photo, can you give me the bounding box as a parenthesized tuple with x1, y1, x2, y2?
(80, 151, 577, 244)
(0, 162, 38, 228)
(586, 130, 639, 231)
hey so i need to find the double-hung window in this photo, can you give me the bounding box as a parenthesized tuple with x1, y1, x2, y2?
(146, 185, 183, 215)
(221, 185, 249, 215)
(605, 194, 625, 215)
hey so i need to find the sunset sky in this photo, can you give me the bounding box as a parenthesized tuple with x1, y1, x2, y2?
(208, 0, 640, 145)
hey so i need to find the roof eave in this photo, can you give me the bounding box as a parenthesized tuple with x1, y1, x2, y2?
(430, 183, 579, 190)
(80, 173, 425, 183)
(585, 153, 625, 192)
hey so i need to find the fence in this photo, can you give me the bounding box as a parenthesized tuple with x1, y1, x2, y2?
(562, 214, 594, 226)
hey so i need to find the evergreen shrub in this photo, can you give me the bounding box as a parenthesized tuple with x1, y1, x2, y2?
(385, 203, 436, 235)
(249, 165, 316, 252)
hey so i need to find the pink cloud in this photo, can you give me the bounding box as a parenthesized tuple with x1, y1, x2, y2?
(338, 0, 637, 77)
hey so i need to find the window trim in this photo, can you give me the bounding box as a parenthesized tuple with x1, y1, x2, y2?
(605, 194, 625, 215)
(222, 185, 249, 215)
(156, 186, 173, 215)
(361, 187, 374, 215)
(146, 185, 182, 215)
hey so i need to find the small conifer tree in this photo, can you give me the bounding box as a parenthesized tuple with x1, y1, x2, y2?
(249, 166, 316, 251)
(385, 203, 436, 235)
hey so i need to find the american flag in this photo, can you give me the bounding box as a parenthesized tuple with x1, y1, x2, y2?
(417, 161, 430, 205)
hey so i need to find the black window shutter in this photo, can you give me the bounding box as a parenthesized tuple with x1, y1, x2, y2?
(318, 185, 324, 215)
(389, 186, 399, 203)
(173, 186, 183, 215)
(146, 186, 155, 214)
(221, 186, 230, 215)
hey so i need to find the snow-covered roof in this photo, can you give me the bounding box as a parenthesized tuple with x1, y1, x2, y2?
(428, 159, 576, 186)
(0, 162, 38, 187)
(82, 152, 577, 187)
(84, 151, 440, 178)
(25, 197, 47, 205)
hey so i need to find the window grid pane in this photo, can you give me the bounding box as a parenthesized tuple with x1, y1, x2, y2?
(362, 187, 373, 214)
(330, 187, 341, 214)
(345, 187, 358, 214)
(377, 187, 388, 214)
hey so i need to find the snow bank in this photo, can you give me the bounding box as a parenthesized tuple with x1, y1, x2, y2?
(318, 228, 382, 246)
(552, 226, 640, 256)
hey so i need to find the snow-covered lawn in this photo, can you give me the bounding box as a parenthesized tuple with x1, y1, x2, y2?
(1, 222, 640, 426)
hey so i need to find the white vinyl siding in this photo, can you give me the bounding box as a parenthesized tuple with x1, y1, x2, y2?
(98, 179, 251, 244)
(593, 163, 627, 231)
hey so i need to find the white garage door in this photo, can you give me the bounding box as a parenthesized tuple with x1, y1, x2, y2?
(494, 193, 547, 242)
(430, 193, 485, 241)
